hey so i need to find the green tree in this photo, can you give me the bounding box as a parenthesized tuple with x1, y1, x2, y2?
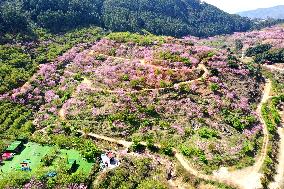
(80, 140, 101, 160)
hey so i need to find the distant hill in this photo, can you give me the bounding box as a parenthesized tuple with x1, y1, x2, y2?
(238, 5, 284, 19)
(0, 0, 253, 38)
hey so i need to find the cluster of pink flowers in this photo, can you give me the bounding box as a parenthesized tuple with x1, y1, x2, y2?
(243, 124, 263, 138)
(67, 183, 88, 189)
(171, 125, 185, 135)
(2, 45, 83, 109)
(204, 25, 284, 50)
(23, 178, 45, 189)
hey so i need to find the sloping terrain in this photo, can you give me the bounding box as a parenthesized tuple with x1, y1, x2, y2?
(2, 33, 265, 175)
(1, 24, 284, 188)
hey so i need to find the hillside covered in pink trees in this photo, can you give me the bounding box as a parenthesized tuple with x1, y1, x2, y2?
(0, 24, 284, 189)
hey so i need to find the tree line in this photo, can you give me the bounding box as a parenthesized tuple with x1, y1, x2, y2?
(1, 0, 279, 39)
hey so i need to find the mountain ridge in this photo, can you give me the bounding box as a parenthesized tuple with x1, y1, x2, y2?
(237, 5, 284, 19)
(0, 0, 253, 38)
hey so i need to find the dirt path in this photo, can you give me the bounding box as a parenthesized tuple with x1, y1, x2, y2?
(77, 62, 208, 95)
(254, 79, 271, 172)
(213, 79, 272, 189)
(91, 52, 198, 72)
(269, 112, 284, 189)
(79, 129, 239, 188)
(263, 61, 284, 189)
(78, 130, 133, 148)
(263, 64, 284, 73)
(58, 108, 66, 120)
(74, 59, 272, 189)
(174, 152, 212, 180)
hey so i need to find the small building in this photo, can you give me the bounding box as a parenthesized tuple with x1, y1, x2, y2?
(2, 152, 13, 160)
(16, 160, 31, 172)
(5, 141, 23, 153)
(100, 151, 120, 170)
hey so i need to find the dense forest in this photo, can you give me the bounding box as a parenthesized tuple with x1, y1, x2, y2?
(0, 0, 257, 39)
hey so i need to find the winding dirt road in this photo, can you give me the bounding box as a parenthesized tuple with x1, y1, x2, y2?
(81, 62, 207, 94)
(264, 63, 284, 189)
(213, 79, 272, 189)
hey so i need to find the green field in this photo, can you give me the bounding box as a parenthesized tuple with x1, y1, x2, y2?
(60, 149, 94, 173)
(0, 142, 94, 176)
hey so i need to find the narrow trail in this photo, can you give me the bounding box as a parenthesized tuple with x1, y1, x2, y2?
(263, 64, 284, 73)
(58, 108, 66, 120)
(78, 63, 208, 95)
(174, 152, 212, 180)
(213, 79, 272, 189)
(134, 78, 272, 189)
(79, 129, 238, 188)
(254, 79, 271, 172)
(264, 61, 284, 189)
(90, 51, 196, 72)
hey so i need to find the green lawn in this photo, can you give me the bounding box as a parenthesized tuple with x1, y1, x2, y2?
(60, 149, 94, 173)
(0, 142, 52, 173)
(0, 142, 94, 176)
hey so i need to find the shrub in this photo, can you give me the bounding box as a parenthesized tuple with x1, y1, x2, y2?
(242, 140, 254, 155)
(180, 145, 200, 157)
(42, 148, 59, 166)
(227, 54, 239, 69)
(130, 79, 141, 89)
(79, 140, 101, 160)
(159, 51, 191, 65)
(256, 48, 284, 63)
(74, 74, 83, 81)
(131, 138, 146, 152)
(261, 102, 279, 134)
(210, 68, 219, 76)
(120, 74, 129, 81)
(222, 109, 256, 131)
(207, 52, 215, 57)
(160, 141, 174, 156)
(160, 80, 173, 88)
(245, 44, 272, 57)
(210, 83, 219, 92)
(198, 128, 218, 139)
(235, 39, 243, 52)
(180, 145, 208, 164)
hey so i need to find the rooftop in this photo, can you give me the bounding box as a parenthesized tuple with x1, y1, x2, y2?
(6, 141, 22, 151)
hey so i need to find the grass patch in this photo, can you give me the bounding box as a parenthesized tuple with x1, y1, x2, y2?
(0, 142, 94, 176)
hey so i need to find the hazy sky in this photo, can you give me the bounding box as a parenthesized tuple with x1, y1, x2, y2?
(202, 0, 284, 13)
